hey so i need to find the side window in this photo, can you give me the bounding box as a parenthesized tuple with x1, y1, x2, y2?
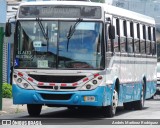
(151, 27, 156, 55)
(148, 26, 151, 40)
(116, 19, 120, 36)
(140, 24, 145, 54)
(112, 18, 120, 52)
(137, 24, 140, 39)
(143, 25, 146, 53)
(143, 25, 146, 40)
(153, 27, 156, 42)
(123, 20, 127, 37)
(146, 26, 150, 54)
(106, 23, 111, 52)
(130, 22, 134, 38)
(134, 23, 140, 53)
(106, 17, 113, 52)
(140, 24, 143, 39)
(120, 19, 126, 53)
(146, 26, 148, 40)
(127, 21, 133, 53)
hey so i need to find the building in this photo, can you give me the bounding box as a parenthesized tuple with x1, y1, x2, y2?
(112, 0, 160, 39)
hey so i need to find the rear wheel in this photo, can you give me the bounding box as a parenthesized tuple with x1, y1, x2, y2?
(133, 84, 145, 110)
(27, 104, 42, 117)
(123, 102, 133, 110)
(102, 89, 118, 117)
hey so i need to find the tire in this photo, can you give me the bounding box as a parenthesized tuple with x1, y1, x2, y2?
(102, 89, 118, 117)
(123, 102, 133, 110)
(148, 95, 154, 100)
(133, 83, 145, 110)
(67, 106, 78, 110)
(27, 104, 42, 117)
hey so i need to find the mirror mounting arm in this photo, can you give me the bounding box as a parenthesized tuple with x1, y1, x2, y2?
(5, 16, 16, 37)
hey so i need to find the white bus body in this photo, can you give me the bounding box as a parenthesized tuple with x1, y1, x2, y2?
(9, 1, 156, 117)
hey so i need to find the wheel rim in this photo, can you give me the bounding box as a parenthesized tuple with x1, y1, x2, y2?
(112, 90, 118, 114)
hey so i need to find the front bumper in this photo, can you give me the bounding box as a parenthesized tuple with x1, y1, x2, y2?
(12, 84, 112, 107)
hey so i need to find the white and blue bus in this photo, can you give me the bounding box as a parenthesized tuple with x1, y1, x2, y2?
(5, 1, 157, 117)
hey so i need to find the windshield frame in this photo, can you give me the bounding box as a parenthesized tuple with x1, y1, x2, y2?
(13, 19, 105, 70)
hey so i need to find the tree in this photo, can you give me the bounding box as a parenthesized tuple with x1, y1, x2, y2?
(91, 0, 105, 3)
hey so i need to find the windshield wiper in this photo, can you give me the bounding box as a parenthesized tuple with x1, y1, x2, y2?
(66, 18, 83, 51)
(36, 17, 49, 51)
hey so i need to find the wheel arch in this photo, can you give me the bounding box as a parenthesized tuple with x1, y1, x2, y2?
(142, 75, 147, 98)
(113, 77, 120, 94)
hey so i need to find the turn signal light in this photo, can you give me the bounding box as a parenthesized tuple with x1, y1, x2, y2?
(84, 96, 95, 102)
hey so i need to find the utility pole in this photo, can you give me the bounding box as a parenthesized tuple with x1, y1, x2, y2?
(0, 27, 4, 110)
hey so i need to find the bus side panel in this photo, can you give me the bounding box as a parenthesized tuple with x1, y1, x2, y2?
(122, 83, 134, 102)
(118, 84, 124, 104)
(145, 81, 156, 99)
(133, 82, 141, 101)
(146, 57, 157, 99)
(120, 55, 135, 103)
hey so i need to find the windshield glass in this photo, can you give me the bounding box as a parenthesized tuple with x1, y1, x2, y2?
(15, 20, 104, 69)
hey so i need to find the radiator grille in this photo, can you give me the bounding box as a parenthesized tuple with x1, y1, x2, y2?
(29, 74, 85, 83)
(40, 93, 72, 100)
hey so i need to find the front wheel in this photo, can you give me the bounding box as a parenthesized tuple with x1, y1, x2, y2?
(102, 89, 118, 117)
(27, 104, 42, 117)
(67, 106, 79, 111)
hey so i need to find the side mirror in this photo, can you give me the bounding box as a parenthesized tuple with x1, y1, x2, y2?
(109, 25, 115, 39)
(5, 22, 12, 37)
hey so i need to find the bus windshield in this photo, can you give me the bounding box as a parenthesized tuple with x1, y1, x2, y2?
(15, 20, 104, 69)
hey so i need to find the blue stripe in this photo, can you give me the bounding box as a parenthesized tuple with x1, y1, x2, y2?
(12, 84, 112, 106)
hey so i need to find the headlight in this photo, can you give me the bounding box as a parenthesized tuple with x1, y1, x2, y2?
(86, 84, 92, 90)
(17, 78, 22, 83)
(23, 83, 29, 88)
(92, 80, 98, 85)
(14, 73, 34, 90)
(80, 75, 103, 90)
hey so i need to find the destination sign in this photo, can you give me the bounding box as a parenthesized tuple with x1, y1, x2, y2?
(19, 5, 101, 19)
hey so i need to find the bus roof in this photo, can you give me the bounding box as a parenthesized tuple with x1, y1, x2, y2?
(18, 1, 155, 25)
(19, 1, 101, 7)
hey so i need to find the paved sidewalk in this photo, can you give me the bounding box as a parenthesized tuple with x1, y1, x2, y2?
(0, 98, 50, 116)
(0, 98, 27, 116)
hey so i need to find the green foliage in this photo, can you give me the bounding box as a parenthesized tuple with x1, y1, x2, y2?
(91, 0, 105, 3)
(2, 83, 12, 98)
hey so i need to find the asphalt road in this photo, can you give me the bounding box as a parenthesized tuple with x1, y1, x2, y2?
(0, 95, 160, 125)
